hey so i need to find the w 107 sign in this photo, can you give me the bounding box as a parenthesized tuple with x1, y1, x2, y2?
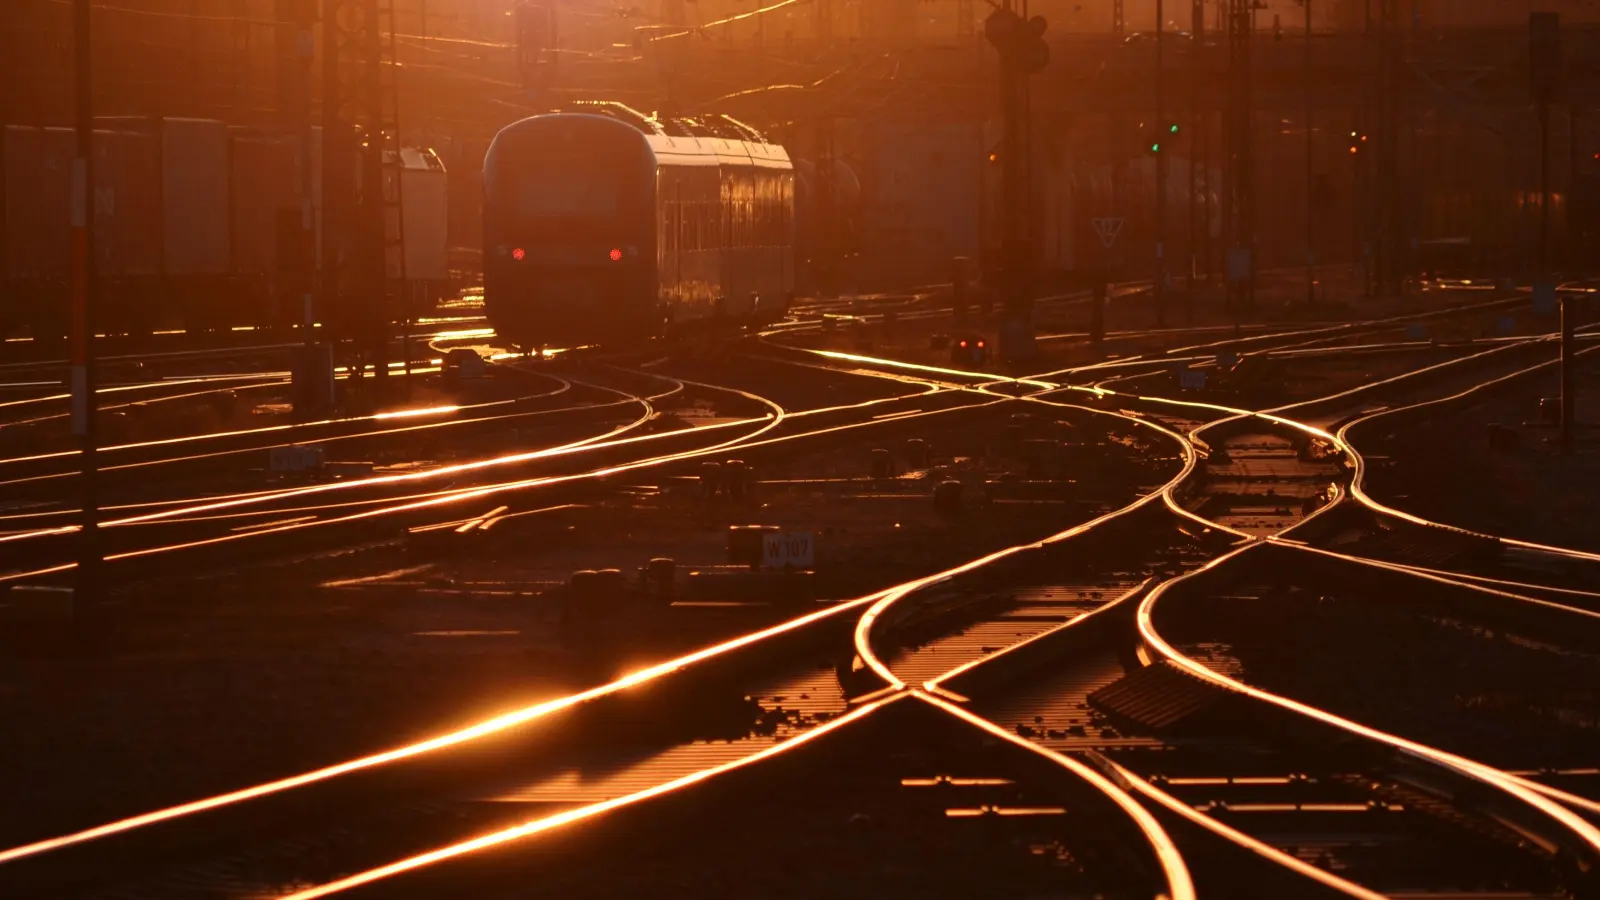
(764, 531, 814, 568)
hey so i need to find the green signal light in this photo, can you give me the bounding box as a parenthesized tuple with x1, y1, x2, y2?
(1169, 124, 1179, 134)
(1151, 143, 1161, 153)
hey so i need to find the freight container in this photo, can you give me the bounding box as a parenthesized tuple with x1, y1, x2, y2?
(2, 127, 51, 336)
(3, 127, 45, 286)
(859, 120, 984, 288)
(39, 129, 77, 289)
(95, 116, 231, 331)
(385, 146, 450, 296)
(8, 127, 74, 279)
(443, 135, 490, 276)
(3, 128, 76, 339)
(89, 127, 164, 280)
(312, 125, 365, 279)
(159, 118, 232, 277)
(793, 157, 861, 296)
(230, 129, 301, 326)
(229, 130, 299, 276)
(84, 126, 165, 333)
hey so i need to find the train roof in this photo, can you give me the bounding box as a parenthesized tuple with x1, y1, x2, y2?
(551, 101, 777, 144)
(646, 131, 791, 170)
(494, 109, 791, 172)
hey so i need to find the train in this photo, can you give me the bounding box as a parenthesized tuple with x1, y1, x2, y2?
(482, 105, 802, 350)
(0, 118, 450, 342)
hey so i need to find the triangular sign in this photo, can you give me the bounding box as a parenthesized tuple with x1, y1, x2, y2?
(1092, 217, 1125, 250)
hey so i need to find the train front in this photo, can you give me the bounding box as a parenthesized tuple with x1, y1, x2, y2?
(482, 114, 658, 350)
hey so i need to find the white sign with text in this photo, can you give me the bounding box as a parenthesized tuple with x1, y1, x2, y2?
(764, 531, 814, 568)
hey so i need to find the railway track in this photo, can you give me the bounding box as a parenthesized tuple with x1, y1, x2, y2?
(778, 325, 1600, 892)
(0, 385, 1190, 896)
(5, 308, 1599, 898)
(0, 352, 1009, 588)
(0, 365, 587, 499)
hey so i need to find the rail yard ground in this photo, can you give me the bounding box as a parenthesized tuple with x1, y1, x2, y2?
(4, 279, 1600, 899)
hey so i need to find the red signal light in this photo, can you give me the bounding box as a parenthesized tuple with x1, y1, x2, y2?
(609, 248, 623, 261)
(977, 340, 986, 348)
(511, 248, 526, 261)
(959, 340, 968, 348)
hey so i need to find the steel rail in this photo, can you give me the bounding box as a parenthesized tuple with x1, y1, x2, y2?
(838, 343, 1600, 832)
(0, 369, 574, 472)
(1135, 547, 1600, 862)
(1341, 344, 1600, 564)
(851, 397, 1197, 690)
(0, 393, 1127, 868)
(269, 694, 910, 900)
(0, 375, 697, 540)
(914, 573, 1383, 898)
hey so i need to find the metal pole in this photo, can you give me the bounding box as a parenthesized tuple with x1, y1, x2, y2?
(1544, 97, 1574, 450)
(1155, 0, 1166, 327)
(1542, 99, 1552, 288)
(322, 0, 343, 370)
(363, 0, 387, 395)
(998, 0, 1033, 363)
(1187, 0, 1203, 327)
(1304, 0, 1314, 306)
(1571, 103, 1581, 275)
(1561, 283, 1575, 450)
(71, 0, 101, 607)
(295, 1, 315, 347)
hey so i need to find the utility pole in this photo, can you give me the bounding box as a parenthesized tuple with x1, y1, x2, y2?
(279, 0, 328, 417)
(998, 1, 1031, 362)
(1186, 0, 1204, 326)
(1572, 103, 1583, 276)
(323, 0, 403, 403)
(1223, 0, 1254, 325)
(1374, 0, 1399, 297)
(322, 0, 350, 371)
(71, 0, 101, 608)
(1356, 0, 1372, 296)
(985, 2, 1048, 364)
(1303, 0, 1314, 306)
(516, 4, 557, 101)
(361, 0, 386, 393)
(1154, 0, 1166, 327)
(1531, 12, 1572, 450)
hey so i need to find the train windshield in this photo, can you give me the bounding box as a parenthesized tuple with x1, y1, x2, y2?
(512, 167, 620, 218)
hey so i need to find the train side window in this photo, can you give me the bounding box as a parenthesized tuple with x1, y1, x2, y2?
(762, 175, 773, 247)
(753, 179, 763, 249)
(769, 174, 779, 247)
(745, 182, 754, 249)
(666, 197, 677, 254)
(784, 177, 794, 246)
